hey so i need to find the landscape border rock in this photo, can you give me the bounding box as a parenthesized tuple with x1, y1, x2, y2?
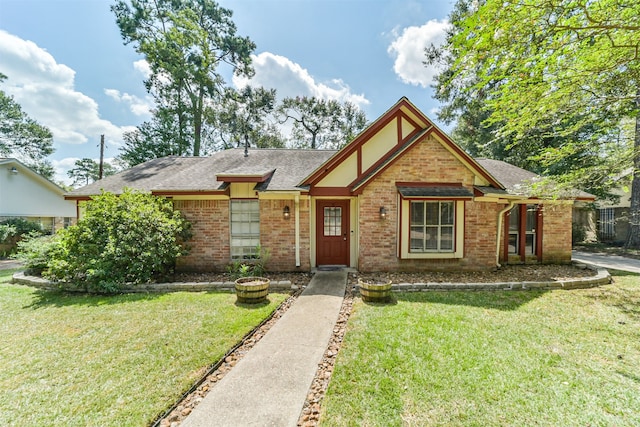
(12, 264, 611, 295)
(10, 272, 299, 293)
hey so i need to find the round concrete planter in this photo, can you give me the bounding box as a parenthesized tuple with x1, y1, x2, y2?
(235, 277, 270, 304)
(358, 278, 393, 302)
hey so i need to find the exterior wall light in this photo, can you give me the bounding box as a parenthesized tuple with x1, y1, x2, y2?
(10, 166, 18, 174)
(379, 206, 387, 219)
(283, 205, 290, 219)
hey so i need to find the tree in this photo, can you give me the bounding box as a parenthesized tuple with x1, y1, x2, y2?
(45, 189, 192, 293)
(0, 74, 55, 179)
(67, 158, 117, 187)
(429, 0, 640, 245)
(278, 96, 367, 149)
(112, 0, 255, 157)
(214, 86, 284, 152)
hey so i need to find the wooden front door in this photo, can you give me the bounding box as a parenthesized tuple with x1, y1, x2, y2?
(316, 200, 350, 266)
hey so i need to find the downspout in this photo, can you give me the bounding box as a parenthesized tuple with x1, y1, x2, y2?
(295, 194, 300, 267)
(496, 201, 517, 268)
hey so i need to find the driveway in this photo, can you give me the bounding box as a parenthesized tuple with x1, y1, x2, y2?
(0, 259, 23, 270)
(572, 250, 640, 274)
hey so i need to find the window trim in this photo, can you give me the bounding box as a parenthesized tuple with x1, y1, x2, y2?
(230, 199, 260, 260)
(399, 198, 465, 259)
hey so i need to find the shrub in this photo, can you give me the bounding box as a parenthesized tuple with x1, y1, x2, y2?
(0, 218, 45, 256)
(45, 189, 192, 293)
(572, 222, 587, 245)
(13, 232, 61, 275)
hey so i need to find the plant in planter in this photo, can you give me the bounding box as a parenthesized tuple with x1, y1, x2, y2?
(357, 276, 393, 302)
(230, 246, 271, 304)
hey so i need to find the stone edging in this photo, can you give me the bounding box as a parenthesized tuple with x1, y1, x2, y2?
(13, 265, 611, 294)
(10, 272, 299, 293)
(356, 266, 612, 293)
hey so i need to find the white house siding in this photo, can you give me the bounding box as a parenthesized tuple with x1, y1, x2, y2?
(0, 160, 76, 232)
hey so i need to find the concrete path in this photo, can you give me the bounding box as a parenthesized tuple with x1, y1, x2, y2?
(182, 270, 347, 427)
(573, 250, 640, 274)
(0, 259, 23, 270)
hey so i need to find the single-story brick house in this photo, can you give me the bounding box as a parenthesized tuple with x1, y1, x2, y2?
(66, 98, 593, 272)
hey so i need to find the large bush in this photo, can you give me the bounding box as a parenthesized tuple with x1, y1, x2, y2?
(45, 189, 191, 293)
(13, 232, 61, 274)
(0, 218, 45, 256)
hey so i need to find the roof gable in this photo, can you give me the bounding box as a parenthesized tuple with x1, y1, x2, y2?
(301, 97, 503, 193)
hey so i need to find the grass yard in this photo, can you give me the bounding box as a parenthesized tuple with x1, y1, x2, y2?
(321, 271, 640, 426)
(0, 269, 287, 426)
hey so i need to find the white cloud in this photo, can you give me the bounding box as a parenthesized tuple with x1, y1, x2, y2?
(387, 19, 450, 88)
(104, 88, 152, 117)
(133, 59, 152, 78)
(232, 52, 370, 108)
(0, 30, 127, 146)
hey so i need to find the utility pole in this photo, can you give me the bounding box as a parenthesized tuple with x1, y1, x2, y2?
(98, 134, 105, 180)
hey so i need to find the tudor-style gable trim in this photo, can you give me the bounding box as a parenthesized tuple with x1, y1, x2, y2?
(300, 97, 504, 194)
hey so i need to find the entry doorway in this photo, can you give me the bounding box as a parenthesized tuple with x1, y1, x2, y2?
(316, 200, 350, 266)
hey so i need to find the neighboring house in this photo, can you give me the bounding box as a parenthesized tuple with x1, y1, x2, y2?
(66, 98, 593, 272)
(1, 158, 77, 233)
(595, 169, 632, 243)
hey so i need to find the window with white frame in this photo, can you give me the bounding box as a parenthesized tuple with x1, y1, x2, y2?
(410, 201, 455, 252)
(230, 200, 260, 260)
(399, 198, 464, 259)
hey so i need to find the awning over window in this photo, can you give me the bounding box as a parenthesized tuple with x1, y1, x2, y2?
(397, 185, 474, 198)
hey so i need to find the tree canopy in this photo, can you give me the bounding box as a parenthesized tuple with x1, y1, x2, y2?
(67, 158, 118, 187)
(0, 74, 55, 179)
(427, 0, 640, 245)
(112, 0, 256, 157)
(277, 96, 368, 149)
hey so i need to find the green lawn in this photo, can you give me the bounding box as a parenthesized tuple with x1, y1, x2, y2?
(0, 269, 287, 426)
(321, 271, 640, 426)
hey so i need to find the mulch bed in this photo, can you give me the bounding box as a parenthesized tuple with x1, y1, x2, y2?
(172, 264, 596, 286)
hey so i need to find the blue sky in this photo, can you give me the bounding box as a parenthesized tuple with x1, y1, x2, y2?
(0, 0, 453, 185)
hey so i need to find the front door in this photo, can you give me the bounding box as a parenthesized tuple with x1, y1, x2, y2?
(316, 200, 350, 266)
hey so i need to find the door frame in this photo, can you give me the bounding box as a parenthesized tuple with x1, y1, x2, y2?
(315, 199, 351, 266)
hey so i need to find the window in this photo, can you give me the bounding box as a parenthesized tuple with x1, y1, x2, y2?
(508, 204, 538, 256)
(400, 199, 464, 259)
(323, 207, 342, 236)
(410, 201, 455, 252)
(230, 200, 260, 260)
(598, 208, 615, 241)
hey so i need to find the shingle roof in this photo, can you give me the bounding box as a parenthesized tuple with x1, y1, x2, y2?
(397, 186, 474, 198)
(476, 158, 594, 199)
(66, 150, 592, 200)
(66, 149, 336, 197)
(475, 158, 539, 193)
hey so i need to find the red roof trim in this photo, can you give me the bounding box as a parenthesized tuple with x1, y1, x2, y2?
(309, 187, 352, 196)
(216, 170, 274, 183)
(303, 98, 418, 186)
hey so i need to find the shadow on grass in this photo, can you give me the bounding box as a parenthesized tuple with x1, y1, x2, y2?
(23, 289, 166, 309)
(393, 289, 546, 311)
(608, 269, 640, 277)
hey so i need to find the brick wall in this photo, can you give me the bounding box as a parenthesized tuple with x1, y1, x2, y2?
(541, 203, 573, 264)
(259, 199, 311, 271)
(357, 135, 498, 272)
(173, 198, 310, 273)
(174, 199, 230, 272)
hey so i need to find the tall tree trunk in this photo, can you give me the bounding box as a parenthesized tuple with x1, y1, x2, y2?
(193, 88, 204, 157)
(625, 90, 640, 248)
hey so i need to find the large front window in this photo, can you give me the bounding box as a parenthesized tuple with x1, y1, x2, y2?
(230, 200, 260, 260)
(410, 201, 455, 252)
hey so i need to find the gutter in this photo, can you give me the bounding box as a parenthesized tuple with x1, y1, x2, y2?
(295, 195, 300, 267)
(496, 201, 517, 268)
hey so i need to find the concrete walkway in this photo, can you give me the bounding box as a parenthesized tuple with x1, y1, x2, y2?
(573, 250, 640, 274)
(182, 270, 347, 427)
